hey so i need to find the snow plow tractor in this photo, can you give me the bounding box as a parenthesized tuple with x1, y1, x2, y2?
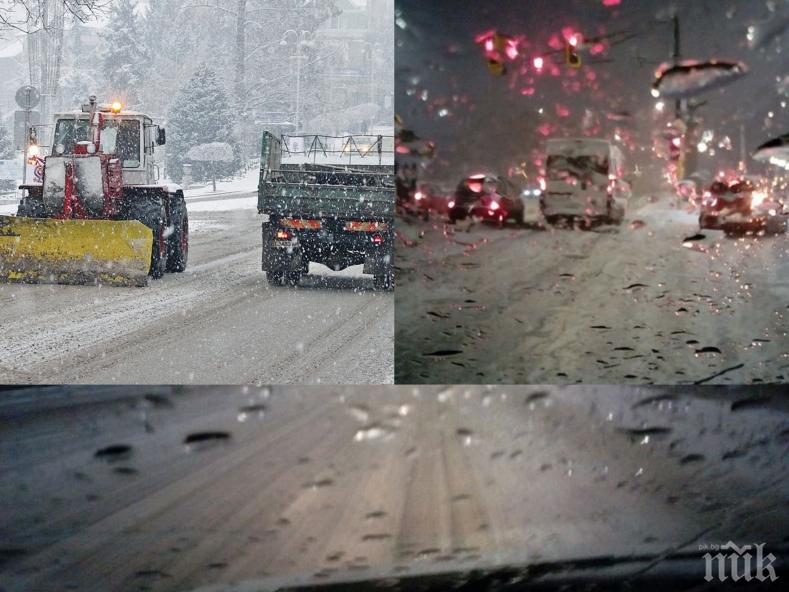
(0, 96, 188, 287)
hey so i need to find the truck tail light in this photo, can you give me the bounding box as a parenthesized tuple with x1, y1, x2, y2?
(275, 229, 292, 240)
(346, 221, 388, 231)
(282, 218, 321, 229)
(371, 234, 384, 244)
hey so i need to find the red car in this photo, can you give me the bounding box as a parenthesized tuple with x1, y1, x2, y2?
(448, 174, 523, 225)
(699, 177, 788, 235)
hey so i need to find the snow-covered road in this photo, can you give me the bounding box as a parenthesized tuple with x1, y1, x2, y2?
(396, 194, 789, 384)
(0, 191, 393, 384)
(0, 385, 786, 591)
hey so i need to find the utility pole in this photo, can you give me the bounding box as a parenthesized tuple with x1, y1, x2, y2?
(284, 29, 307, 134)
(671, 12, 689, 181)
(672, 13, 681, 120)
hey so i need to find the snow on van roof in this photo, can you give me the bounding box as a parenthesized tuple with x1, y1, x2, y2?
(546, 138, 613, 157)
(546, 138, 612, 147)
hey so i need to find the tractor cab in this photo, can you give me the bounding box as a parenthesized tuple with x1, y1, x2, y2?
(51, 99, 166, 186)
(3, 97, 188, 287)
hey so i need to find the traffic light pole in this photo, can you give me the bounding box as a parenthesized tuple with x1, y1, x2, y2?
(672, 14, 681, 120)
(22, 106, 30, 185)
(671, 13, 687, 180)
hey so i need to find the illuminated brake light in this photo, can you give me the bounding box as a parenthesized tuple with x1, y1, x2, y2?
(275, 229, 292, 240)
(346, 221, 388, 231)
(489, 200, 500, 210)
(414, 191, 424, 201)
(372, 234, 384, 244)
(448, 200, 455, 208)
(282, 218, 321, 229)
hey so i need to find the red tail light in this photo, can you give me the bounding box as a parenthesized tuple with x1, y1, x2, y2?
(275, 229, 292, 240)
(282, 218, 321, 229)
(371, 234, 384, 244)
(346, 221, 388, 231)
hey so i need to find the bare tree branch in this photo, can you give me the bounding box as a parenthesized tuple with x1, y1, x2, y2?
(0, 0, 110, 37)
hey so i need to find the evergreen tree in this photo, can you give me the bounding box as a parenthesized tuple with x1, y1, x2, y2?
(141, 0, 198, 116)
(0, 111, 14, 159)
(101, 0, 149, 108)
(58, 22, 101, 110)
(167, 63, 241, 183)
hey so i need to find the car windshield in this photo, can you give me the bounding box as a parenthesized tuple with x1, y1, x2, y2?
(2, 385, 786, 591)
(462, 176, 488, 193)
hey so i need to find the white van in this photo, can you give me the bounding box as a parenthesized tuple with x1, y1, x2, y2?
(541, 138, 630, 226)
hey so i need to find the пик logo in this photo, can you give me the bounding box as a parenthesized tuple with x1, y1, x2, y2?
(702, 541, 778, 582)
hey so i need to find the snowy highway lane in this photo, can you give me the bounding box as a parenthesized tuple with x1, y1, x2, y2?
(0, 191, 393, 384)
(1, 385, 786, 592)
(396, 194, 789, 384)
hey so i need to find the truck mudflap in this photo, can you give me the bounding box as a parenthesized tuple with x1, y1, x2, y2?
(0, 215, 152, 287)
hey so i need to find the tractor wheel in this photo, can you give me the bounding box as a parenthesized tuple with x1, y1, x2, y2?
(16, 197, 45, 218)
(126, 197, 167, 279)
(149, 209, 168, 279)
(166, 203, 189, 272)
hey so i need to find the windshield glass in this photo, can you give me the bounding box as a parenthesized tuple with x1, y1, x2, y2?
(101, 119, 141, 167)
(52, 117, 141, 167)
(395, 0, 789, 387)
(1, 385, 786, 591)
(52, 118, 90, 154)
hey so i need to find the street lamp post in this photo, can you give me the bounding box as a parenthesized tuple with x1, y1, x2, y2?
(282, 30, 309, 134)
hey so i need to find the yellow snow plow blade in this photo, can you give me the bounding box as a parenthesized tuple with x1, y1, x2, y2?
(0, 215, 152, 287)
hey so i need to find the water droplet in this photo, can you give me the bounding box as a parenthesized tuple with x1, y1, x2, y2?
(238, 404, 266, 422)
(94, 444, 133, 462)
(183, 431, 231, 451)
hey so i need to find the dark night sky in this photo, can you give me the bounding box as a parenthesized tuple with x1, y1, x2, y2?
(396, 0, 789, 184)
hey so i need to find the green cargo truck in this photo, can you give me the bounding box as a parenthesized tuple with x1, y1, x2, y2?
(258, 133, 395, 290)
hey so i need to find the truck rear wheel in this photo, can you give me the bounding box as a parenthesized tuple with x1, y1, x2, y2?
(267, 267, 301, 286)
(374, 268, 394, 291)
(267, 269, 286, 286)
